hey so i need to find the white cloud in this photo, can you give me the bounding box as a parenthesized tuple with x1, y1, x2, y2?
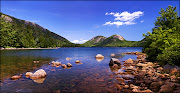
(104, 11, 144, 28)
(104, 21, 123, 28)
(103, 21, 136, 28)
(71, 40, 88, 44)
(141, 20, 144, 23)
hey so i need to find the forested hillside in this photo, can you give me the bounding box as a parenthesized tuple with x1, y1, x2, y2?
(0, 13, 79, 48)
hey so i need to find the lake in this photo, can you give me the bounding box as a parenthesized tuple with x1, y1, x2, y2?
(0, 47, 142, 92)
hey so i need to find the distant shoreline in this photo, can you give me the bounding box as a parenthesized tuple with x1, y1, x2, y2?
(0, 47, 144, 50)
(0, 47, 60, 50)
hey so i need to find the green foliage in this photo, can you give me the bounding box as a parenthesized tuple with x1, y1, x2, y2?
(0, 13, 78, 48)
(143, 6, 180, 66)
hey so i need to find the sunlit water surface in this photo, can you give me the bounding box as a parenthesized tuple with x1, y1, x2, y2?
(1, 47, 142, 92)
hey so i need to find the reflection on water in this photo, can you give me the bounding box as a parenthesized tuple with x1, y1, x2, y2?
(32, 78, 46, 83)
(1, 47, 142, 92)
(96, 58, 104, 62)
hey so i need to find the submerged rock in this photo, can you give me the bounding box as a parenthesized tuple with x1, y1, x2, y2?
(11, 74, 22, 80)
(31, 69, 47, 79)
(111, 53, 115, 57)
(66, 57, 72, 60)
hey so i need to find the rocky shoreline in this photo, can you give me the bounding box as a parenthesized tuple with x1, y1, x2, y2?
(109, 52, 180, 93)
(0, 47, 60, 50)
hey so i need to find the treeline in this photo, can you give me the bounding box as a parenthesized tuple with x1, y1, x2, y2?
(143, 6, 180, 66)
(0, 13, 79, 48)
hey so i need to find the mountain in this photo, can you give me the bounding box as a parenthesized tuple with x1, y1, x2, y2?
(0, 13, 79, 48)
(83, 34, 145, 47)
(110, 34, 125, 40)
(83, 36, 107, 47)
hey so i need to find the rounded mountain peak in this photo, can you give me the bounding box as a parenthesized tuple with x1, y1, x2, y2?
(111, 34, 125, 40)
(90, 36, 107, 44)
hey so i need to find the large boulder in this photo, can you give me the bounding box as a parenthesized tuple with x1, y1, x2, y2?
(31, 69, 47, 79)
(109, 58, 121, 66)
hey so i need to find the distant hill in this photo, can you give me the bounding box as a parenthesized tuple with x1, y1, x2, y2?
(83, 36, 107, 47)
(83, 34, 145, 47)
(0, 13, 79, 48)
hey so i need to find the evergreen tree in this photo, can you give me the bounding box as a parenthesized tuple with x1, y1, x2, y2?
(143, 6, 180, 66)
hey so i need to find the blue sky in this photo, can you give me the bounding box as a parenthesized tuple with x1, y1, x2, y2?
(1, 1, 179, 43)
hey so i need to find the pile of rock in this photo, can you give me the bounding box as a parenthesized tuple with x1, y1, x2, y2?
(110, 52, 180, 93)
(49, 61, 73, 69)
